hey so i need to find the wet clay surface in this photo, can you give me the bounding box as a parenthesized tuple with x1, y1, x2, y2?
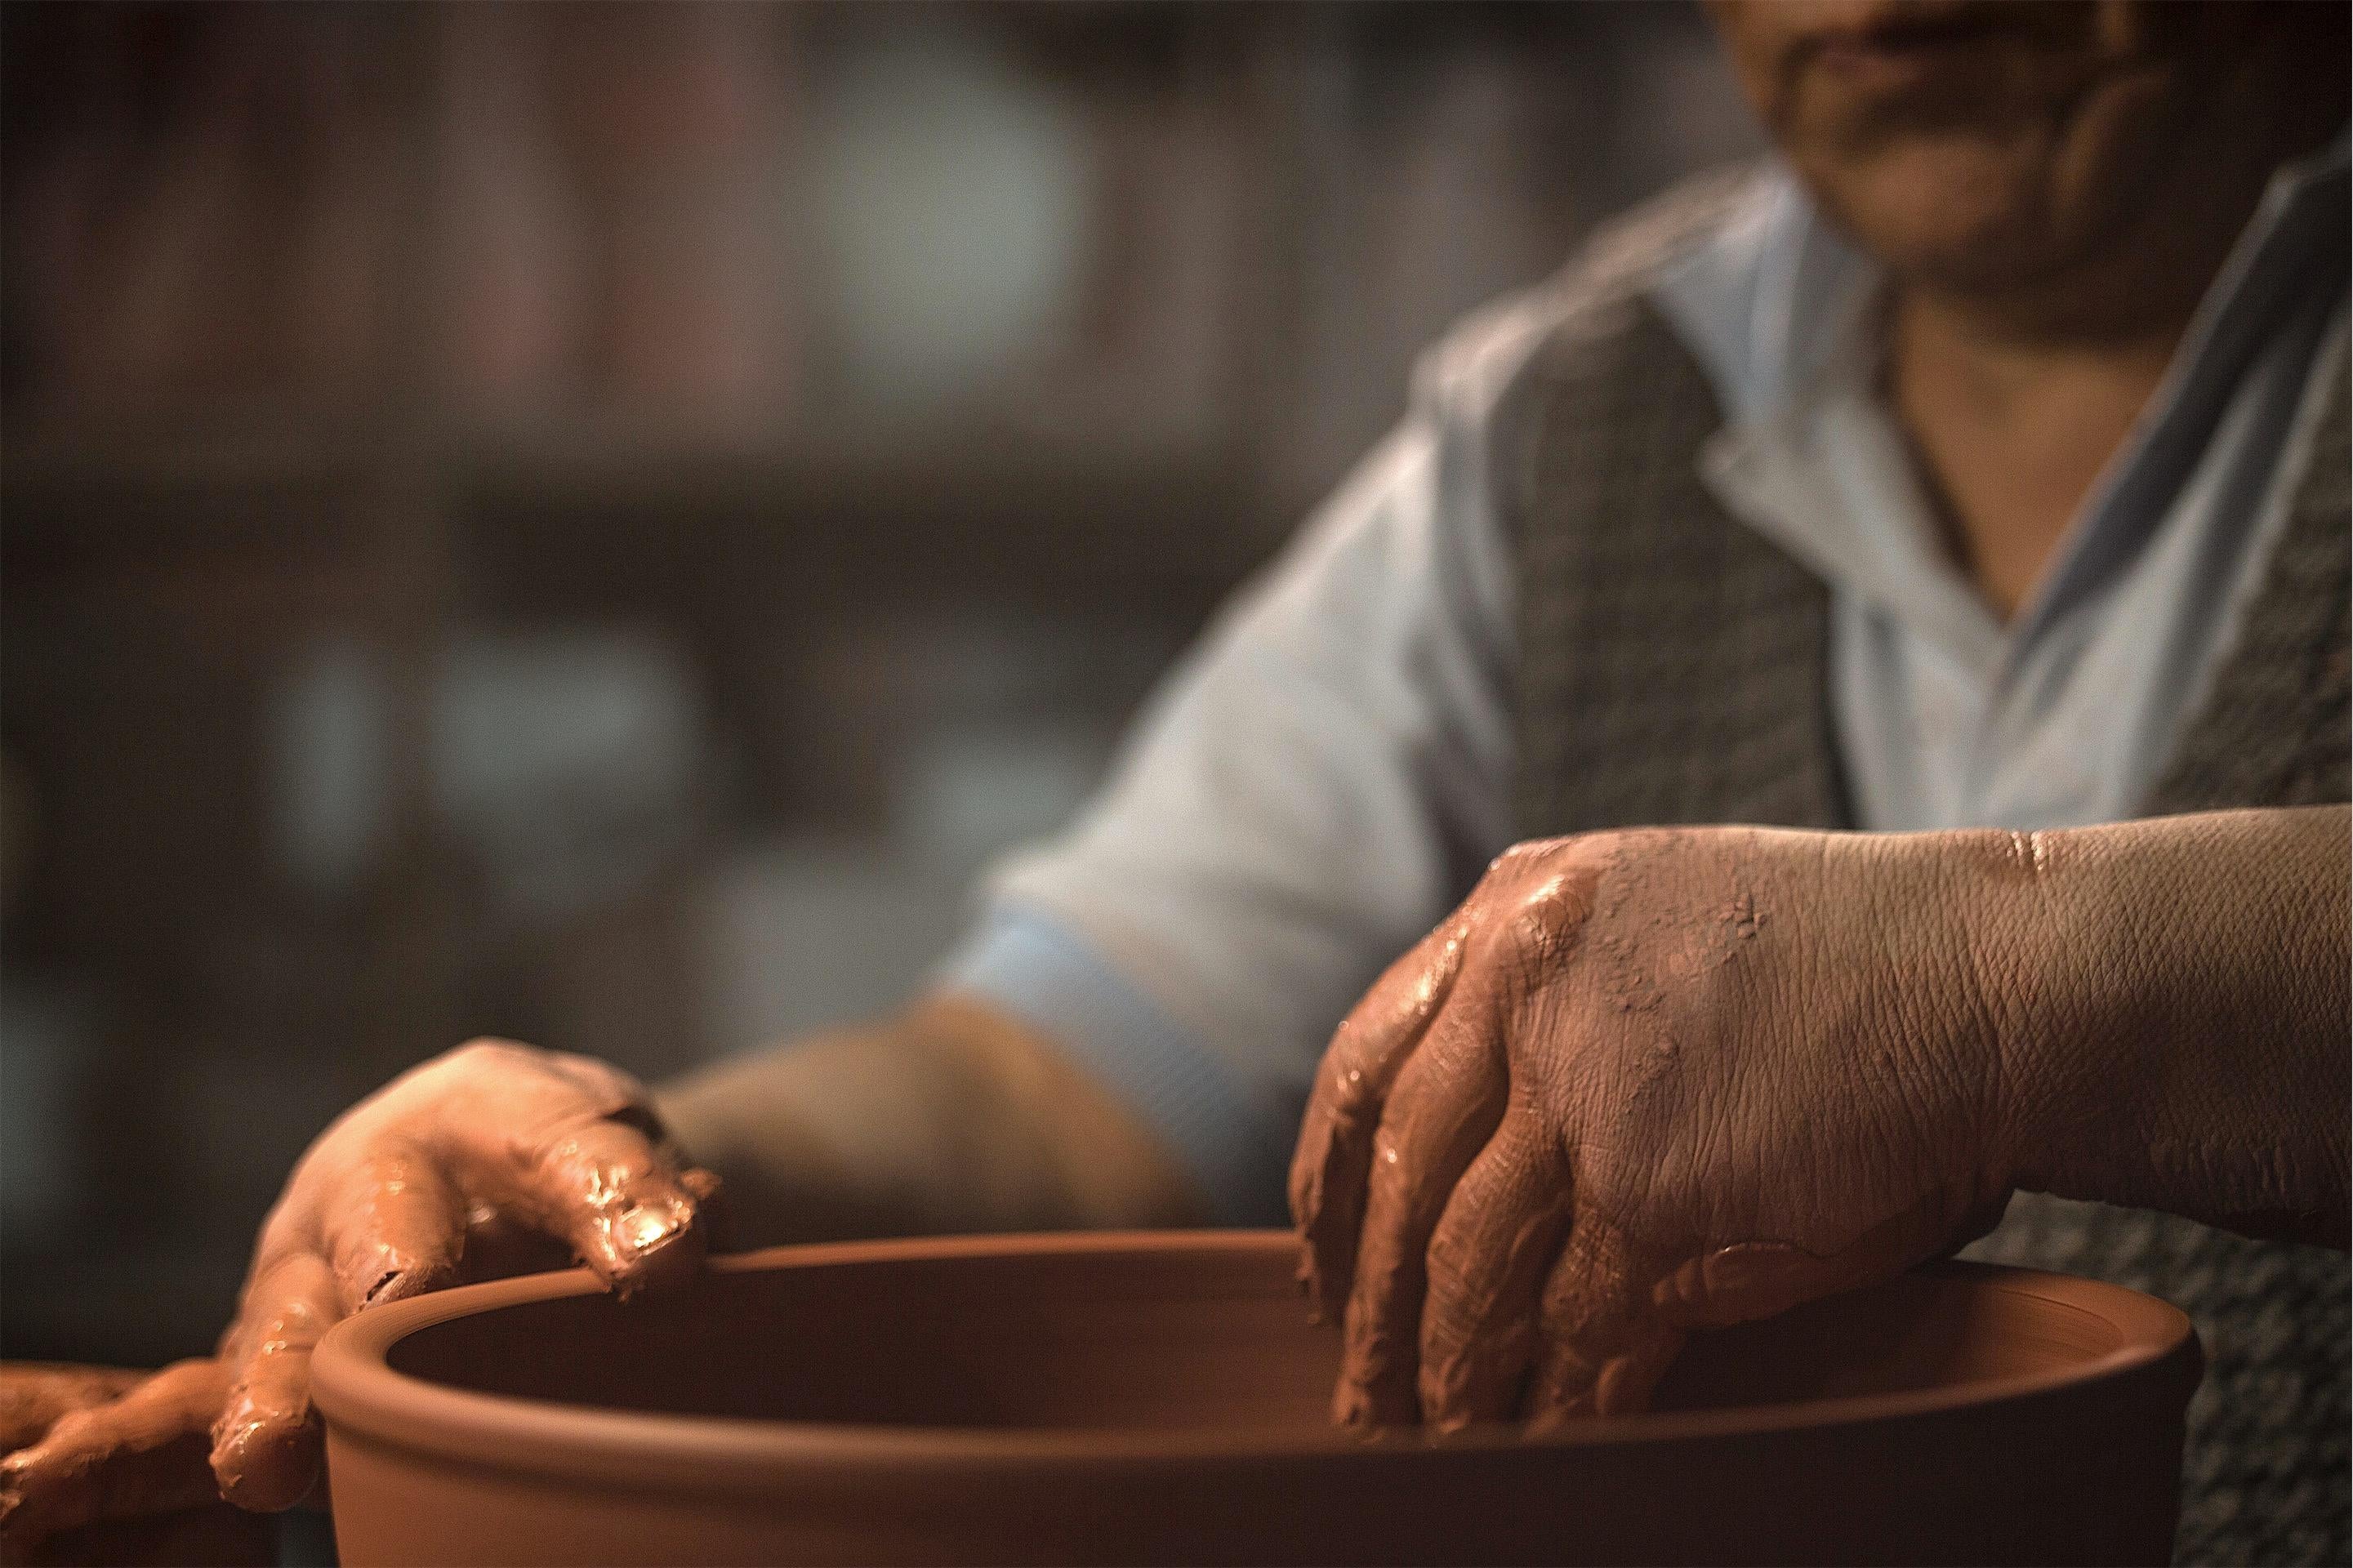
(314, 1232, 2199, 1566)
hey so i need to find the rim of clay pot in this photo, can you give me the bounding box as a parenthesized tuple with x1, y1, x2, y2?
(311, 1230, 2198, 1496)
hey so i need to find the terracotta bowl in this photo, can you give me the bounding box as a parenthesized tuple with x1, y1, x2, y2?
(311, 1231, 2199, 1567)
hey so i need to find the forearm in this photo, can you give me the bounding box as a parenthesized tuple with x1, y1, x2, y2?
(1995, 806, 2350, 1246)
(653, 994, 1203, 1248)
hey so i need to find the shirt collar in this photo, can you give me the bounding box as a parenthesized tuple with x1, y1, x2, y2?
(1647, 131, 2350, 666)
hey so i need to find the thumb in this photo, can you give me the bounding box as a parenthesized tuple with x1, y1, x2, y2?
(1651, 1188, 2000, 1330)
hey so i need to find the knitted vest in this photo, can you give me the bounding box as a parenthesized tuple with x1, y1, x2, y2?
(1509, 186, 2351, 1567)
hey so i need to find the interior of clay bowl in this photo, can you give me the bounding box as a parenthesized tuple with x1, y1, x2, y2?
(370, 1231, 2173, 1435)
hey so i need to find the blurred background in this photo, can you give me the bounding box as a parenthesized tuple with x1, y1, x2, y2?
(0, 1, 1760, 1369)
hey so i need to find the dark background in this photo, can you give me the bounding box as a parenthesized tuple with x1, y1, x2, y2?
(1, 1, 1759, 1369)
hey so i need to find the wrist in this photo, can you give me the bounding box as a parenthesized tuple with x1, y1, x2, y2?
(1964, 809, 2351, 1235)
(1944, 826, 2105, 1200)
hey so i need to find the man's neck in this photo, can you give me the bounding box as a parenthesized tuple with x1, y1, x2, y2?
(1885, 12, 2345, 624)
(1893, 166, 2340, 620)
(1889, 292, 2186, 623)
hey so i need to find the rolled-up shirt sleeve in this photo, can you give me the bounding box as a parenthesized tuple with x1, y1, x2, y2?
(937, 297, 1544, 1222)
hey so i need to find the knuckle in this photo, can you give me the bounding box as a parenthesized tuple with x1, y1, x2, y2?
(1566, 1169, 1646, 1249)
(1504, 872, 1593, 969)
(443, 1037, 533, 1075)
(247, 1213, 311, 1288)
(1422, 1230, 1482, 1312)
(1286, 1174, 1314, 1230)
(1482, 840, 1541, 879)
(1326, 1054, 1379, 1127)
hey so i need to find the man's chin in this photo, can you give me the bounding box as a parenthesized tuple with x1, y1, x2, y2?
(1802, 135, 2083, 293)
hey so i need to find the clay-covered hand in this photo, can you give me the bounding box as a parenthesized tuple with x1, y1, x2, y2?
(0, 1041, 720, 1549)
(1291, 826, 2028, 1433)
(0, 1361, 273, 1565)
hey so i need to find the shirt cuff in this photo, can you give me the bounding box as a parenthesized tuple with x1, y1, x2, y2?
(933, 904, 1294, 1226)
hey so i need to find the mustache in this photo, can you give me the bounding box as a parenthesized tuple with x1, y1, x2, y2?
(1780, 3, 2093, 74)
(1767, 2, 2110, 144)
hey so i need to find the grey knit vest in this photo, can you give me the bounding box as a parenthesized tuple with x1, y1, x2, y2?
(1509, 184, 2350, 1567)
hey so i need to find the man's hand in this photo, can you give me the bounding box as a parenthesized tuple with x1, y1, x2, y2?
(1290, 826, 2030, 1433)
(1, 1042, 720, 1552)
(0, 1360, 271, 1563)
(1293, 808, 2353, 1434)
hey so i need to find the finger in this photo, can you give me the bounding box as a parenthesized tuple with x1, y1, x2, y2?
(1332, 1001, 1509, 1428)
(1290, 919, 1469, 1320)
(0, 1359, 229, 1548)
(1416, 1114, 1575, 1432)
(0, 1365, 149, 1452)
(503, 1119, 713, 1294)
(211, 1252, 339, 1512)
(319, 1143, 468, 1315)
(414, 1052, 718, 1294)
(1651, 1188, 1994, 1330)
(1526, 1212, 1685, 1431)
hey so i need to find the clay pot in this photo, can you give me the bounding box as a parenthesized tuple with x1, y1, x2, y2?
(311, 1231, 2199, 1566)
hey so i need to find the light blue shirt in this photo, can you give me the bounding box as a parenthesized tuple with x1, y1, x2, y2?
(940, 145, 2351, 1223)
